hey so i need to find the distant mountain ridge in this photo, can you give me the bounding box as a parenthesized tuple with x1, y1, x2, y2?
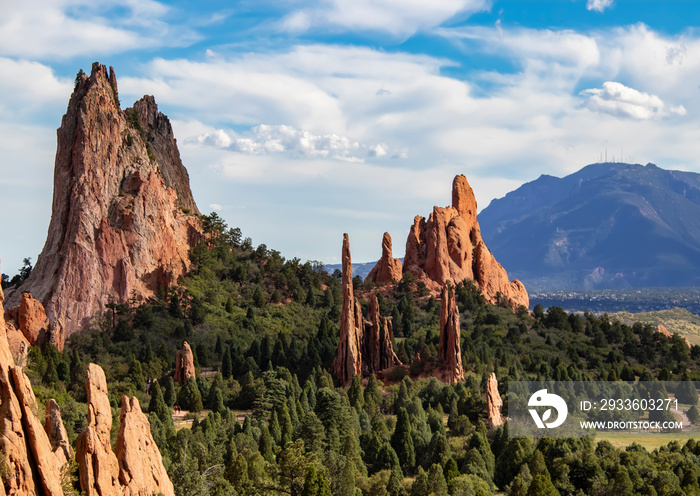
(479, 162, 700, 290)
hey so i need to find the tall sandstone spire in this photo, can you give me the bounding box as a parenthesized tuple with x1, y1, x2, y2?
(332, 234, 401, 385)
(438, 285, 464, 384)
(5, 63, 202, 336)
(403, 175, 528, 309)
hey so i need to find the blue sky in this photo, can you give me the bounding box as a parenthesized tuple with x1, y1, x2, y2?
(2, 0, 700, 275)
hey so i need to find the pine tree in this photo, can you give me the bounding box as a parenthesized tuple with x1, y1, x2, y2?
(259, 423, 275, 463)
(177, 376, 203, 412)
(526, 474, 560, 496)
(427, 463, 448, 496)
(148, 382, 171, 425)
(410, 466, 428, 496)
(301, 465, 332, 496)
(221, 345, 233, 379)
(161, 376, 176, 407)
(348, 374, 364, 410)
(391, 407, 415, 473)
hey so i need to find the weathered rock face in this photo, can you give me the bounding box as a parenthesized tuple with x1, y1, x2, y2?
(45, 399, 74, 468)
(76, 363, 121, 496)
(438, 285, 464, 384)
(332, 234, 364, 386)
(365, 232, 403, 285)
(364, 294, 401, 373)
(17, 293, 49, 347)
(486, 372, 504, 428)
(174, 341, 196, 385)
(333, 234, 402, 385)
(0, 286, 66, 496)
(5, 62, 202, 337)
(403, 175, 528, 309)
(116, 396, 175, 496)
(76, 363, 175, 496)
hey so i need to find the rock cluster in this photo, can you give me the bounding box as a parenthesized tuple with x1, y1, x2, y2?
(486, 372, 504, 428)
(365, 232, 403, 285)
(174, 341, 196, 385)
(76, 364, 174, 496)
(403, 175, 528, 309)
(333, 234, 401, 385)
(366, 175, 528, 309)
(0, 285, 68, 495)
(5, 62, 202, 337)
(438, 285, 464, 384)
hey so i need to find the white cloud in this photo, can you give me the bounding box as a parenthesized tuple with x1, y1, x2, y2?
(209, 203, 223, 211)
(586, 0, 614, 13)
(280, 0, 492, 38)
(580, 81, 687, 119)
(0, 1, 199, 59)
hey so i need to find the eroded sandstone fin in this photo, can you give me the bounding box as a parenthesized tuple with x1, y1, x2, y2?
(438, 285, 464, 384)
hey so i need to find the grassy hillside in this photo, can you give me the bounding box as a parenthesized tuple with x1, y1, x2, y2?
(612, 307, 700, 345)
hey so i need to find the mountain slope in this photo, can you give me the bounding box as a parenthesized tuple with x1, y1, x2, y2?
(479, 162, 700, 289)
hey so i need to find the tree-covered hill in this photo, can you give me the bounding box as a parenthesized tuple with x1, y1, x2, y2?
(14, 212, 700, 496)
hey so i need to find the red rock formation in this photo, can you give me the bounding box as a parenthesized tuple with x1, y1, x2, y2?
(45, 399, 74, 468)
(116, 396, 175, 496)
(76, 363, 175, 495)
(655, 324, 692, 349)
(17, 293, 49, 347)
(365, 294, 401, 373)
(174, 341, 196, 385)
(333, 234, 402, 385)
(76, 363, 121, 496)
(10, 367, 64, 496)
(438, 285, 464, 384)
(4, 62, 202, 337)
(486, 372, 504, 428)
(365, 232, 403, 285)
(403, 175, 528, 309)
(332, 234, 364, 386)
(0, 286, 65, 496)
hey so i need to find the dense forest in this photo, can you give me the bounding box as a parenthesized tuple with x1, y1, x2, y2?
(8, 212, 700, 496)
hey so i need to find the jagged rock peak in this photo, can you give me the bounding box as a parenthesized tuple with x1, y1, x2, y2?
(174, 341, 196, 385)
(365, 232, 403, 285)
(438, 285, 464, 384)
(403, 174, 528, 310)
(486, 372, 504, 428)
(4, 62, 203, 337)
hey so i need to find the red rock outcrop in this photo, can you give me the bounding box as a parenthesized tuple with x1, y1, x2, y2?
(4, 62, 202, 337)
(438, 285, 464, 384)
(655, 324, 692, 349)
(365, 232, 403, 285)
(45, 399, 74, 468)
(403, 175, 528, 309)
(116, 396, 175, 496)
(76, 363, 121, 496)
(365, 294, 401, 373)
(486, 372, 504, 428)
(17, 293, 49, 347)
(0, 286, 65, 496)
(333, 234, 402, 385)
(174, 341, 196, 385)
(76, 363, 175, 496)
(332, 234, 364, 386)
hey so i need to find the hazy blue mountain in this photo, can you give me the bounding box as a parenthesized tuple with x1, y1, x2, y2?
(479, 162, 700, 290)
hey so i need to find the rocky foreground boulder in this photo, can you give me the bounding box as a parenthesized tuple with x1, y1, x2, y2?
(77, 363, 174, 496)
(5, 62, 202, 337)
